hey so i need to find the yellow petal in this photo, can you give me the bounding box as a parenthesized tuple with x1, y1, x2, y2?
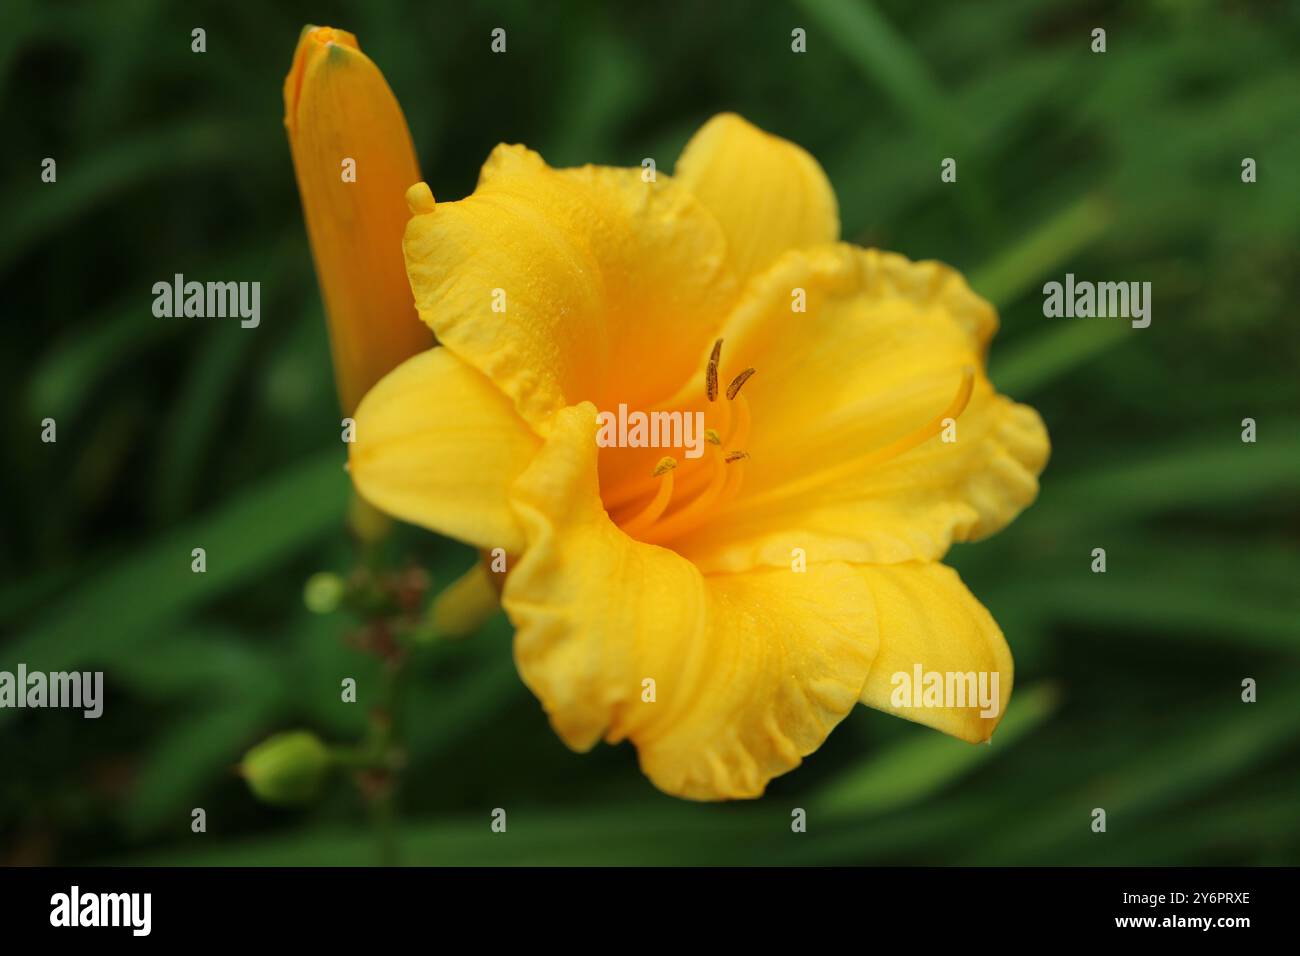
(502, 404, 877, 800)
(674, 113, 839, 283)
(349, 348, 539, 553)
(284, 25, 432, 413)
(670, 244, 1050, 573)
(856, 562, 1012, 743)
(402, 145, 737, 427)
(637, 564, 877, 800)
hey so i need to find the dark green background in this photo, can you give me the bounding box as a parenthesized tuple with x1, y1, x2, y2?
(2, 0, 1297, 865)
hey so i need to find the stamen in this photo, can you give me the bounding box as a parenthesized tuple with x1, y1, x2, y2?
(639, 448, 730, 544)
(718, 451, 747, 501)
(605, 345, 762, 544)
(705, 339, 723, 401)
(727, 393, 752, 451)
(726, 368, 755, 400)
(669, 394, 748, 505)
(606, 455, 677, 510)
(660, 401, 746, 506)
(620, 461, 677, 538)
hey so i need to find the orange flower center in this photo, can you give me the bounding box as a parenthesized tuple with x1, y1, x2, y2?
(597, 339, 977, 546)
(599, 339, 753, 545)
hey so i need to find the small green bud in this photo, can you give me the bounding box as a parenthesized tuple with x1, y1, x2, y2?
(303, 571, 346, 614)
(241, 731, 333, 805)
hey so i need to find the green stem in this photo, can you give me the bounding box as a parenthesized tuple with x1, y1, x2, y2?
(372, 650, 405, 866)
(372, 784, 398, 867)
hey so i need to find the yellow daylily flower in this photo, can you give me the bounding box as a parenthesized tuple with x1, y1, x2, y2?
(346, 106, 1050, 799)
(284, 25, 432, 414)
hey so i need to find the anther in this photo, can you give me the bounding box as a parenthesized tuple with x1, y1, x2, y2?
(705, 339, 723, 401)
(704, 428, 722, 445)
(724, 450, 750, 463)
(652, 456, 678, 477)
(726, 368, 755, 400)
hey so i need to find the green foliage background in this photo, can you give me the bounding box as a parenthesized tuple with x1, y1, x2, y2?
(2, 0, 1297, 865)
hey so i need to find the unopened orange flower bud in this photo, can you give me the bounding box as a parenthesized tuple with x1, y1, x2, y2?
(284, 25, 432, 414)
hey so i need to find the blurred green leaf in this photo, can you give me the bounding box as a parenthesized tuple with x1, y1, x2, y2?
(27, 301, 181, 424)
(796, 0, 966, 146)
(963, 676, 1300, 864)
(0, 122, 239, 273)
(993, 319, 1130, 396)
(970, 194, 1113, 310)
(124, 702, 275, 835)
(813, 683, 1058, 818)
(1040, 431, 1300, 525)
(2, 453, 348, 703)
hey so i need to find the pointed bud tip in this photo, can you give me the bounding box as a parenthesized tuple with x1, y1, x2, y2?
(301, 24, 359, 53)
(284, 25, 362, 128)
